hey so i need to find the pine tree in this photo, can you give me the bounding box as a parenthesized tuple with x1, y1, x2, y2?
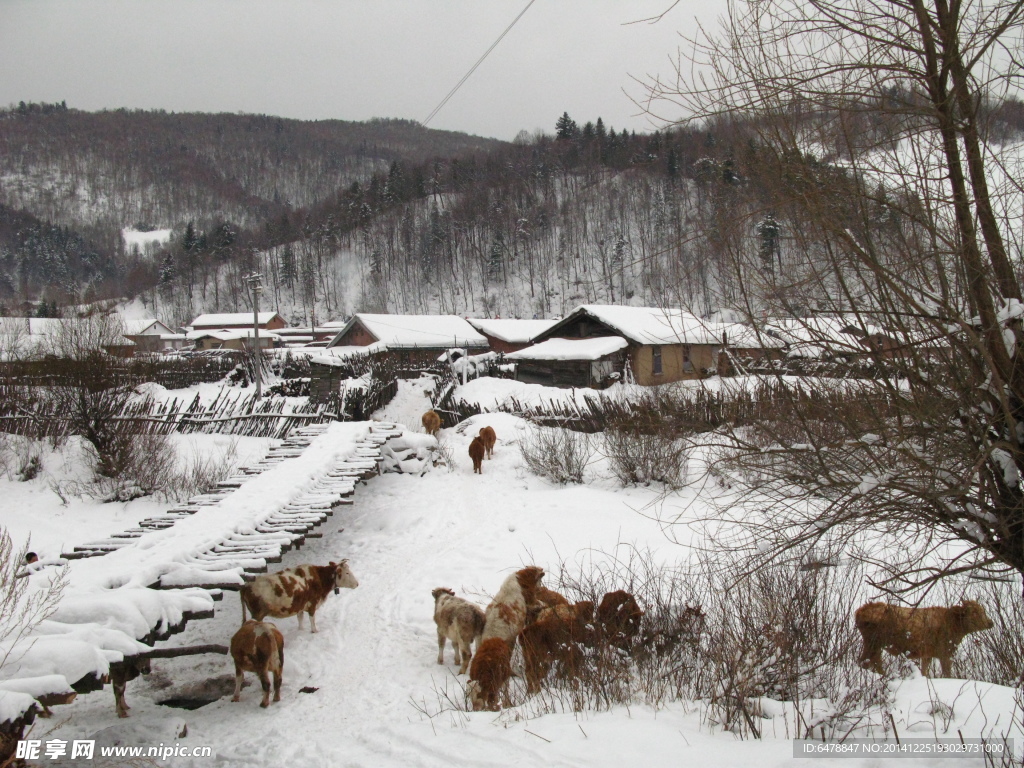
(555, 112, 577, 140)
(756, 213, 781, 275)
(487, 231, 505, 282)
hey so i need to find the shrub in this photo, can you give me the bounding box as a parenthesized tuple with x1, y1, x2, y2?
(602, 421, 688, 489)
(519, 423, 593, 484)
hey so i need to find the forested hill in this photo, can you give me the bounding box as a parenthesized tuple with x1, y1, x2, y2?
(0, 103, 504, 303)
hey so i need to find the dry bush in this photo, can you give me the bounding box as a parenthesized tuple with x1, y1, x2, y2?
(602, 421, 688, 489)
(942, 577, 1024, 687)
(518, 423, 593, 484)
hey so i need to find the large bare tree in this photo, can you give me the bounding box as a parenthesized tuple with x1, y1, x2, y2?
(643, 0, 1024, 594)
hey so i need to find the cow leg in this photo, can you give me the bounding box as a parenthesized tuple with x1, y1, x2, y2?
(297, 612, 305, 630)
(232, 666, 244, 702)
(113, 680, 129, 718)
(258, 669, 272, 708)
(308, 609, 318, 634)
(939, 656, 952, 678)
(457, 639, 472, 675)
(437, 631, 447, 665)
(919, 656, 934, 678)
(272, 668, 282, 703)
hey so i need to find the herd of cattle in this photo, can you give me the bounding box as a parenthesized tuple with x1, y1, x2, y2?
(224, 558, 995, 712)
(421, 410, 494, 474)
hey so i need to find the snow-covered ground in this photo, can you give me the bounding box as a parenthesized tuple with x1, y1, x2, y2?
(4, 386, 1021, 767)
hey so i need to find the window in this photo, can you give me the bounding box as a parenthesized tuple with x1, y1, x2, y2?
(652, 345, 663, 375)
(682, 345, 693, 372)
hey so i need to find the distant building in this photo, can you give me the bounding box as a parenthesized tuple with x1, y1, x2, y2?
(187, 328, 281, 351)
(189, 312, 286, 332)
(326, 313, 488, 372)
(121, 318, 179, 353)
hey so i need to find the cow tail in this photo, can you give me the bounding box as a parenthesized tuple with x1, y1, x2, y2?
(240, 589, 248, 623)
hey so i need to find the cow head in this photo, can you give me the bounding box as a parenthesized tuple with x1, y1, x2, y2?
(432, 587, 456, 603)
(954, 600, 994, 633)
(329, 560, 359, 594)
(515, 566, 545, 604)
(466, 680, 492, 712)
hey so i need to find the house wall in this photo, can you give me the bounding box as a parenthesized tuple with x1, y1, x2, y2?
(631, 343, 719, 385)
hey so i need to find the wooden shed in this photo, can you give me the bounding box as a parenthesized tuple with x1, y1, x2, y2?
(466, 318, 558, 354)
(506, 337, 629, 388)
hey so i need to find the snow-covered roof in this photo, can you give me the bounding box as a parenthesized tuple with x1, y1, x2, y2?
(121, 318, 173, 336)
(330, 314, 488, 349)
(190, 312, 281, 328)
(506, 336, 629, 361)
(720, 323, 786, 349)
(467, 318, 558, 344)
(764, 316, 888, 358)
(547, 305, 726, 346)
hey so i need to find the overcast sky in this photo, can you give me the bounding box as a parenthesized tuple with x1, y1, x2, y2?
(0, 0, 718, 141)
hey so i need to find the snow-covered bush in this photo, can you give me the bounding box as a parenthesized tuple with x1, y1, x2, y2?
(518, 424, 593, 484)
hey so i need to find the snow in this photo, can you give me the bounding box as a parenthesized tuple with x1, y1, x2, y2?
(331, 314, 489, 348)
(506, 336, 629, 361)
(309, 343, 386, 366)
(122, 228, 173, 252)
(0, 689, 37, 724)
(466, 318, 558, 343)
(0, 675, 74, 699)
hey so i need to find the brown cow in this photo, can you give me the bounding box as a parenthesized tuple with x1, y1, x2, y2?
(526, 586, 569, 625)
(240, 560, 358, 633)
(520, 601, 595, 694)
(422, 410, 441, 436)
(230, 620, 284, 708)
(468, 437, 485, 474)
(109, 656, 150, 718)
(597, 590, 644, 650)
(467, 638, 513, 711)
(478, 426, 496, 459)
(481, 566, 545, 645)
(855, 600, 994, 677)
(432, 587, 486, 675)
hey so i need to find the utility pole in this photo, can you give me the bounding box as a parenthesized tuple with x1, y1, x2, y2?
(246, 272, 263, 398)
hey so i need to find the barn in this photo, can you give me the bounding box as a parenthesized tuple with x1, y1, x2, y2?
(466, 318, 558, 354)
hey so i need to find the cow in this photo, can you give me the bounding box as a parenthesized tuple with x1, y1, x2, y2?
(479, 426, 497, 459)
(854, 600, 994, 677)
(422, 410, 441, 436)
(597, 590, 644, 650)
(432, 587, 486, 675)
(230, 620, 284, 708)
(469, 436, 485, 474)
(240, 560, 358, 633)
(520, 601, 595, 694)
(109, 656, 151, 718)
(467, 638, 513, 712)
(481, 566, 545, 646)
(526, 586, 569, 625)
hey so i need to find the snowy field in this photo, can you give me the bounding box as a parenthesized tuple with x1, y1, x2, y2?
(3, 380, 1021, 767)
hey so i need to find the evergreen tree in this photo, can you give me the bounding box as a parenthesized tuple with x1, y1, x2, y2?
(555, 112, 577, 140)
(487, 231, 505, 282)
(755, 213, 781, 275)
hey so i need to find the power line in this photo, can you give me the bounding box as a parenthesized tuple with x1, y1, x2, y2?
(422, 0, 537, 128)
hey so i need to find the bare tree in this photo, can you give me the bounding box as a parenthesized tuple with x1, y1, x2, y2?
(642, 0, 1024, 594)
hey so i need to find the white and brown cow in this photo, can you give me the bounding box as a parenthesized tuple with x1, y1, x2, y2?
(230, 620, 284, 708)
(240, 560, 358, 633)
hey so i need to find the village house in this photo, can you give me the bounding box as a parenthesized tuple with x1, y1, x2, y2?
(518, 305, 731, 387)
(121, 318, 182, 354)
(189, 312, 287, 332)
(186, 328, 281, 351)
(466, 318, 558, 354)
(325, 313, 488, 372)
